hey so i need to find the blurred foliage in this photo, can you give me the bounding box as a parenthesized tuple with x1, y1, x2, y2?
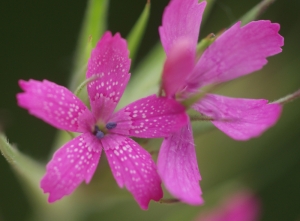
(69, 0, 108, 91)
(1, 0, 300, 220)
(126, 0, 151, 63)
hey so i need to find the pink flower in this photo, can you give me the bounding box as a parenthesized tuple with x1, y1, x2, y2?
(17, 32, 188, 209)
(195, 191, 261, 221)
(157, 0, 283, 204)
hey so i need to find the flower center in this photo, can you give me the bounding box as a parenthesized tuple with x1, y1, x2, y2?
(94, 126, 104, 139)
(93, 122, 117, 140)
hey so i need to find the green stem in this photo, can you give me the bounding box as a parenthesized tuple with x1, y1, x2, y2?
(181, 84, 216, 109)
(127, 0, 151, 63)
(190, 115, 214, 121)
(202, 0, 217, 24)
(159, 198, 180, 204)
(272, 89, 300, 105)
(70, 0, 109, 91)
(66, 131, 75, 139)
(239, 0, 276, 26)
(196, 33, 216, 56)
(74, 74, 101, 97)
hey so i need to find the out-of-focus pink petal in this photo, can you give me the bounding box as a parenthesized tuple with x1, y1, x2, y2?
(157, 123, 203, 205)
(86, 31, 131, 122)
(159, 0, 206, 55)
(193, 94, 282, 140)
(108, 94, 188, 138)
(41, 133, 101, 202)
(162, 39, 195, 97)
(17, 79, 94, 132)
(195, 191, 260, 221)
(102, 134, 163, 210)
(188, 21, 284, 90)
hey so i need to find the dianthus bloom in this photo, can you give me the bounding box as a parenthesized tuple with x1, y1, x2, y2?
(17, 32, 188, 209)
(195, 191, 260, 221)
(157, 0, 283, 204)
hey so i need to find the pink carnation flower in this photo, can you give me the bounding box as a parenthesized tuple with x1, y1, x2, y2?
(17, 32, 188, 209)
(157, 0, 284, 204)
(195, 191, 260, 221)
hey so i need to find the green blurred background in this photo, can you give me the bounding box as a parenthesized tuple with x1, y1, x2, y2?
(1, 0, 300, 220)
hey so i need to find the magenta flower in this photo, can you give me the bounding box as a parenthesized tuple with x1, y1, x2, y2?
(17, 32, 188, 209)
(157, 0, 283, 204)
(195, 191, 260, 221)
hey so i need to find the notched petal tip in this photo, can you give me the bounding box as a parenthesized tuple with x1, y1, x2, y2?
(18, 79, 28, 90)
(193, 94, 282, 140)
(190, 19, 284, 88)
(17, 79, 93, 132)
(87, 31, 131, 121)
(242, 20, 284, 51)
(159, 0, 206, 54)
(40, 134, 101, 203)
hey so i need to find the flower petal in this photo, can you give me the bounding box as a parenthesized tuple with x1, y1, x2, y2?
(193, 94, 282, 140)
(41, 133, 101, 202)
(102, 134, 163, 210)
(159, 0, 206, 55)
(87, 31, 131, 122)
(188, 20, 284, 90)
(108, 94, 188, 138)
(17, 79, 94, 132)
(162, 39, 195, 97)
(157, 123, 203, 205)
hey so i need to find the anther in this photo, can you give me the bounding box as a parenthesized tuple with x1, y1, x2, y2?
(94, 126, 105, 139)
(106, 122, 117, 130)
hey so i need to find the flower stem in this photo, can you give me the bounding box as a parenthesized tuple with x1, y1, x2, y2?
(239, 0, 275, 26)
(159, 198, 180, 204)
(126, 0, 151, 63)
(74, 75, 101, 97)
(190, 115, 214, 121)
(181, 84, 217, 109)
(272, 89, 300, 105)
(70, 0, 108, 91)
(66, 131, 75, 139)
(197, 33, 216, 56)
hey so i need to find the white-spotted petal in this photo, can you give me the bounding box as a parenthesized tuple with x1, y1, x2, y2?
(158, 123, 203, 204)
(108, 95, 188, 138)
(102, 134, 163, 210)
(17, 79, 94, 132)
(86, 31, 131, 122)
(41, 133, 101, 202)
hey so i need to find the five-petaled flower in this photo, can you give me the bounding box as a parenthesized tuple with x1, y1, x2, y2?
(157, 0, 284, 204)
(17, 32, 188, 209)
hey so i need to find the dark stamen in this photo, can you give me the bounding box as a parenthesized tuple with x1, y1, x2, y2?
(106, 122, 117, 130)
(94, 126, 105, 139)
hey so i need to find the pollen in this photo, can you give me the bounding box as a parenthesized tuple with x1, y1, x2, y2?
(94, 126, 105, 139)
(106, 122, 117, 130)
